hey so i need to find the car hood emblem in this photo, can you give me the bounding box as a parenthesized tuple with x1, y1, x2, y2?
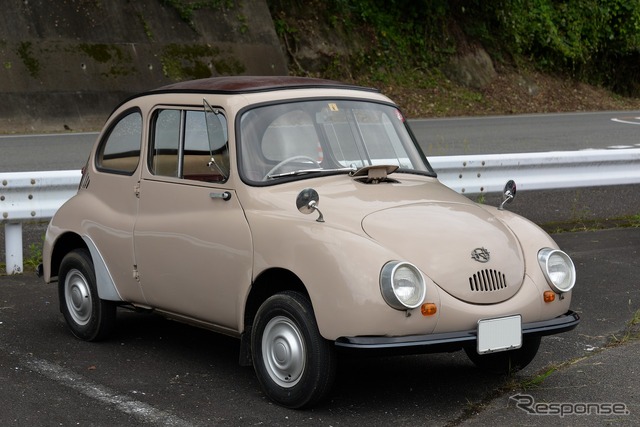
(471, 247, 490, 263)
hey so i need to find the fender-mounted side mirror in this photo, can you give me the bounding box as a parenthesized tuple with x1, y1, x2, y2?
(499, 180, 517, 211)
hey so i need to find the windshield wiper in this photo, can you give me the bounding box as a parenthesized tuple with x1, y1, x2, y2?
(267, 166, 355, 180)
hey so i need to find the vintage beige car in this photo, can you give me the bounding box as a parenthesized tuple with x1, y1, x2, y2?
(42, 76, 579, 408)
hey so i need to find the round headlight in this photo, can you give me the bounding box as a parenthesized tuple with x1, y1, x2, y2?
(538, 248, 576, 293)
(380, 261, 426, 310)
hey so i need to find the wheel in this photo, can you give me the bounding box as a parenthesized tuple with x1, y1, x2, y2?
(58, 249, 116, 341)
(465, 336, 541, 374)
(251, 291, 336, 408)
(263, 155, 321, 180)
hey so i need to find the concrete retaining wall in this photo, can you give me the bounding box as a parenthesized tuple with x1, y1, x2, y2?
(0, 0, 287, 133)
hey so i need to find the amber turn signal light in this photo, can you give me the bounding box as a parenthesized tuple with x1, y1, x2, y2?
(421, 303, 437, 316)
(543, 291, 556, 303)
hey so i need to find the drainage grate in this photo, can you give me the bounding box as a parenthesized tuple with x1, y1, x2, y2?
(469, 269, 507, 292)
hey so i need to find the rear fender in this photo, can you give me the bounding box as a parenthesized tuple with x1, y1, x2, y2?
(82, 235, 123, 302)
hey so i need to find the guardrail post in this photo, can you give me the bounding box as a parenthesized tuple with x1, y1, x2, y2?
(4, 222, 23, 274)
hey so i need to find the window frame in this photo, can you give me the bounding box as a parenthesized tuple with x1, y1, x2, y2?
(95, 108, 143, 176)
(236, 98, 436, 186)
(148, 105, 229, 184)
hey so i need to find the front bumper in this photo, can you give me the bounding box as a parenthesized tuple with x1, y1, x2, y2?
(335, 310, 580, 354)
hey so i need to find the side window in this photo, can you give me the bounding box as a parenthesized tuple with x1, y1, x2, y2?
(150, 110, 180, 177)
(96, 111, 142, 174)
(149, 108, 228, 183)
(184, 110, 228, 181)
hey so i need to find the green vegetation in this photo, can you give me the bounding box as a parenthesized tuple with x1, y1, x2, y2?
(630, 309, 640, 327)
(16, 41, 40, 78)
(468, 0, 640, 95)
(609, 308, 640, 345)
(23, 241, 43, 271)
(270, 0, 452, 84)
(0, 236, 43, 274)
(268, 0, 640, 96)
(78, 43, 125, 63)
(520, 366, 557, 388)
(137, 13, 155, 41)
(159, 0, 235, 28)
(630, 214, 640, 227)
(542, 212, 640, 234)
(78, 43, 136, 78)
(160, 43, 245, 81)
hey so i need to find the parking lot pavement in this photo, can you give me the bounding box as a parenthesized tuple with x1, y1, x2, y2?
(462, 338, 640, 426)
(461, 227, 640, 426)
(0, 227, 639, 425)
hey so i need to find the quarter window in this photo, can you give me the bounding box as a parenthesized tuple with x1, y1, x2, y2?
(96, 110, 142, 174)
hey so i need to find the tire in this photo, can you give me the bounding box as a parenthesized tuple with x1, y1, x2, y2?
(58, 249, 116, 341)
(251, 291, 336, 408)
(465, 336, 541, 374)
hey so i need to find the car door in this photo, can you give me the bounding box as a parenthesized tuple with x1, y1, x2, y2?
(89, 109, 146, 303)
(133, 106, 252, 331)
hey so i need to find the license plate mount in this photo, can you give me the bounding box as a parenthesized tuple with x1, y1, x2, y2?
(477, 315, 522, 354)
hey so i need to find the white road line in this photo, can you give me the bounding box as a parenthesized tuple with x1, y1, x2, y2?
(19, 354, 194, 426)
(611, 117, 640, 125)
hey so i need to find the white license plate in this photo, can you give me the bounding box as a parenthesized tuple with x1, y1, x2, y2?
(477, 315, 522, 354)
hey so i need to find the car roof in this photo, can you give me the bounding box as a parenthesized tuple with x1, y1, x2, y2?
(108, 76, 381, 117)
(153, 76, 380, 95)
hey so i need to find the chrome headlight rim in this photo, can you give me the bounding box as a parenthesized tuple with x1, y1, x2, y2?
(538, 248, 576, 293)
(380, 261, 426, 310)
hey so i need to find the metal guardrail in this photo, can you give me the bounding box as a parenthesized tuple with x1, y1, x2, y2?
(430, 149, 640, 194)
(2, 170, 81, 274)
(2, 148, 640, 274)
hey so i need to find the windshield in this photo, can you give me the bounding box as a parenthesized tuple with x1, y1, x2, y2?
(238, 99, 434, 183)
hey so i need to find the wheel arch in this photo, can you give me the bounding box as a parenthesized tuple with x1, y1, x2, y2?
(244, 267, 310, 332)
(50, 232, 122, 302)
(50, 232, 87, 278)
(238, 267, 310, 366)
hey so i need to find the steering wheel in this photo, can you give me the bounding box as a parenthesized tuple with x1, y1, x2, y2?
(263, 155, 321, 180)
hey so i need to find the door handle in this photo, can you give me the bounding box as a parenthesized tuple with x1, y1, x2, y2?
(210, 191, 232, 201)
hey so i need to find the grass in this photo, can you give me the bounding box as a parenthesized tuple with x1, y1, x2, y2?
(519, 366, 557, 389)
(0, 236, 43, 275)
(23, 241, 43, 271)
(541, 212, 640, 234)
(608, 309, 640, 347)
(490, 308, 640, 402)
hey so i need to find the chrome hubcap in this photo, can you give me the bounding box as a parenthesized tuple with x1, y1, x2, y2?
(64, 268, 92, 326)
(262, 316, 305, 388)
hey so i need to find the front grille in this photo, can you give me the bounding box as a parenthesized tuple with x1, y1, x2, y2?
(469, 269, 507, 292)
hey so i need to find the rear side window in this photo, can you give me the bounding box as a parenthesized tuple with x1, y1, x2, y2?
(96, 110, 142, 174)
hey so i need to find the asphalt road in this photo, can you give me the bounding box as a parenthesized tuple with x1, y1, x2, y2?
(2, 111, 640, 424)
(413, 110, 640, 156)
(1, 227, 639, 425)
(2, 110, 640, 172)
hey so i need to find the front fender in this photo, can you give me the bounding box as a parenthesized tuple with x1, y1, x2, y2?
(250, 216, 443, 340)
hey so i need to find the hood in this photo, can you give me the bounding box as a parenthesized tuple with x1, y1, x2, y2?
(362, 202, 525, 304)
